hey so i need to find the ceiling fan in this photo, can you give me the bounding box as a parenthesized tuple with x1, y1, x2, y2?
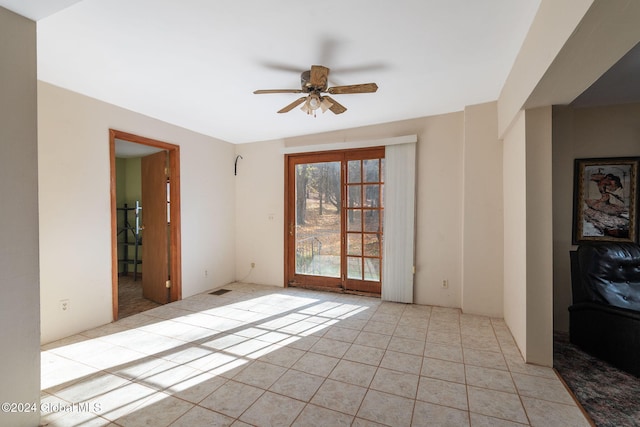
(253, 65, 378, 116)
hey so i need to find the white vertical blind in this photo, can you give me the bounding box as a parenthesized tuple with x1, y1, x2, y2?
(382, 142, 416, 303)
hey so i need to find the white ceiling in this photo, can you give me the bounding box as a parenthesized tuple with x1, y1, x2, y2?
(1, 0, 542, 144)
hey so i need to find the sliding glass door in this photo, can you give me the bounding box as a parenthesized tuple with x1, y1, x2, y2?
(285, 148, 384, 294)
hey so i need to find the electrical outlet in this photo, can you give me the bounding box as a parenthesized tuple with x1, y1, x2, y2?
(204, 269, 208, 277)
(251, 262, 256, 268)
(60, 299, 70, 312)
(442, 280, 449, 289)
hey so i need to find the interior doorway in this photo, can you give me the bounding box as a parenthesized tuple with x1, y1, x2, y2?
(109, 129, 182, 320)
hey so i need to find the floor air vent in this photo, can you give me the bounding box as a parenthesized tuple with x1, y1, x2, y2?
(209, 289, 231, 296)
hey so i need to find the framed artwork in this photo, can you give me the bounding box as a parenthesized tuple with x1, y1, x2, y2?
(573, 157, 639, 244)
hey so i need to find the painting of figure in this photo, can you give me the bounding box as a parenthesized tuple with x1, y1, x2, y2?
(573, 158, 639, 244)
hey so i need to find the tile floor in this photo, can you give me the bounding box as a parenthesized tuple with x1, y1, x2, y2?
(41, 283, 591, 426)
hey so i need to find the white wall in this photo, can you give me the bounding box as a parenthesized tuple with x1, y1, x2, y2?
(38, 82, 237, 343)
(0, 7, 40, 427)
(553, 103, 640, 332)
(462, 102, 504, 317)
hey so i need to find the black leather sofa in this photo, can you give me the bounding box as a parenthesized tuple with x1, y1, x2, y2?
(569, 243, 640, 377)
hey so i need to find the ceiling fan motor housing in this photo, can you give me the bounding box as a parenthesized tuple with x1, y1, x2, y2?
(301, 70, 311, 91)
(301, 69, 327, 92)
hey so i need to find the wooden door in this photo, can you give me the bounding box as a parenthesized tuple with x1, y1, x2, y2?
(141, 150, 169, 304)
(286, 152, 344, 290)
(285, 148, 384, 294)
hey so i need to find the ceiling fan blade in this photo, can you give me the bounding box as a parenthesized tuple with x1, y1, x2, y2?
(327, 83, 378, 94)
(277, 97, 307, 113)
(310, 65, 330, 89)
(323, 96, 347, 114)
(254, 89, 303, 94)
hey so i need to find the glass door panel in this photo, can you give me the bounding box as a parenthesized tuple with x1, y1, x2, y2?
(363, 159, 380, 182)
(295, 161, 342, 278)
(347, 210, 361, 232)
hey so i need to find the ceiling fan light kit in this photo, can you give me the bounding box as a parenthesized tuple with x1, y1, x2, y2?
(254, 64, 378, 116)
(300, 93, 333, 117)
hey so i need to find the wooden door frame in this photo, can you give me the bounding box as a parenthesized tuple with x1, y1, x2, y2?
(109, 129, 182, 321)
(284, 147, 385, 293)
(285, 151, 345, 290)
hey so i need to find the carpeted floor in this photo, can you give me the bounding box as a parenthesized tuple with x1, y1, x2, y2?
(554, 331, 640, 427)
(118, 274, 161, 319)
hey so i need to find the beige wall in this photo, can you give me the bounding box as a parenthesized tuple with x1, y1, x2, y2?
(414, 114, 464, 307)
(502, 107, 554, 367)
(234, 139, 285, 286)
(553, 103, 640, 332)
(0, 7, 40, 427)
(38, 82, 237, 343)
(462, 102, 504, 317)
(503, 111, 528, 357)
(524, 106, 553, 365)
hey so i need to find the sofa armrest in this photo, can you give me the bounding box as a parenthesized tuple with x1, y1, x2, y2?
(570, 250, 589, 304)
(569, 301, 640, 377)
